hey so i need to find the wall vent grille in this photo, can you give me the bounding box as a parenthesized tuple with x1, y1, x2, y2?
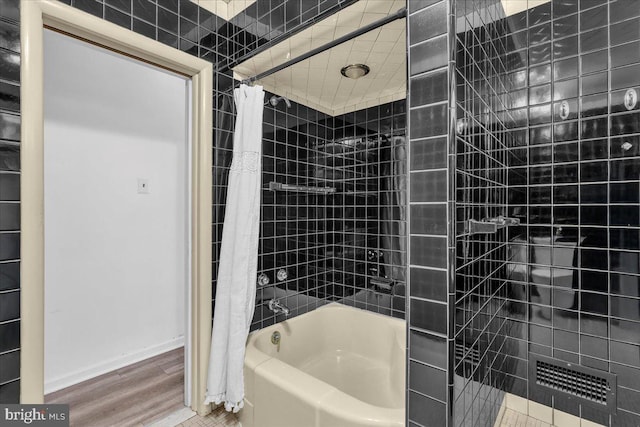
(529, 354, 617, 413)
(536, 360, 608, 403)
(455, 341, 480, 366)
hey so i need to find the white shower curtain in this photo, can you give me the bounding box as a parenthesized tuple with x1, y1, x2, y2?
(205, 84, 264, 412)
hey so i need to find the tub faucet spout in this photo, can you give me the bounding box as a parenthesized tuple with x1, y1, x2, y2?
(268, 298, 290, 316)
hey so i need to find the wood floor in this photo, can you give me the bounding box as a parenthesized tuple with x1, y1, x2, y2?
(45, 347, 185, 427)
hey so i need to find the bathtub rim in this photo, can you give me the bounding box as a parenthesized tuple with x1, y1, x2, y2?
(242, 302, 407, 426)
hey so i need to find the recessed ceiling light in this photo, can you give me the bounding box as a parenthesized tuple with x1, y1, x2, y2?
(340, 64, 370, 79)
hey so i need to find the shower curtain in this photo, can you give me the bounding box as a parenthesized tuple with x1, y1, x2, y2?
(380, 135, 407, 282)
(205, 84, 264, 412)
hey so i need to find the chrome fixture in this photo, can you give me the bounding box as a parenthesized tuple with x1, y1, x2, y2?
(276, 269, 288, 282)
(559, 100, 570, 120)
(625, 88, 638, 110)
(268, 181, 336, 194)
(268, 95, 291, 108)
(257, 273, 270, 287)
(268, 298, 290, 316)
(467, 216, 521, 235)
(370, 277, 394, 293)
(456, 118, 468, 135)
(270, 331, 281, 352)
(341, 63, 370, 79)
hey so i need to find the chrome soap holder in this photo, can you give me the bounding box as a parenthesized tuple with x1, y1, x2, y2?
(370, 277, 394, 294)
(467, 216, 520, 235)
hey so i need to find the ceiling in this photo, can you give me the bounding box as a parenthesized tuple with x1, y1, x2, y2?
(232, 0, 406, 117)
(191, 0, 256, 21)
(501, 0, 549, 17)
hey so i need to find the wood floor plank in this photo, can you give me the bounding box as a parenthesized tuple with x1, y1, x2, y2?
(76, 371, 183, 427)
(69, 367, 179, 420)
(110, 374, 184, 426)
(46, 370, 123, 404)
(45, 348, 185, 427)
(161, 361, 184, 375)
(117, 348, 183, 377)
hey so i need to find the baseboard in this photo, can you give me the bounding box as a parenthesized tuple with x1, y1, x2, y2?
(45, 337, 184, 394)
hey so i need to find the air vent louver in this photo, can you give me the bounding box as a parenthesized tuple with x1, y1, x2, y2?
(455, 341, 480, 366)
(536, 360, 608, 403)
(529, 354, 617, 414)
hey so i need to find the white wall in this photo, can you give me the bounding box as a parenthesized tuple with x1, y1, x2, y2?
(43, 30, 189, 393)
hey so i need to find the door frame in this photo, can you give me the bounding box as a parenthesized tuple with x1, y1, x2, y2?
(20, 0, 213, 416)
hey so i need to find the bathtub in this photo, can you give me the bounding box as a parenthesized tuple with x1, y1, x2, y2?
(239, 303, 406, 427)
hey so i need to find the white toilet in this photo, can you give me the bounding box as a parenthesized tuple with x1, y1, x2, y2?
(530, 237, 577, 314)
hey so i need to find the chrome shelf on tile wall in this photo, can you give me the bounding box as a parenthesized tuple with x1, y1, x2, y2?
(268, 181, 336, 194)
(466, 216, 521, 235)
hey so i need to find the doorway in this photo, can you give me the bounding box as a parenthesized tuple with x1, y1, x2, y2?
(41, 28, 190, 425)
(20, 0, 213, 417)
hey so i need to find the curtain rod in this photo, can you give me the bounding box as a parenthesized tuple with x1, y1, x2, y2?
(240, 7, 407, 85)
(220, 1, 359, 73)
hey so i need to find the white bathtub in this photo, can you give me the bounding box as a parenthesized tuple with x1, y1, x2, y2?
(239, 303, 406, 427)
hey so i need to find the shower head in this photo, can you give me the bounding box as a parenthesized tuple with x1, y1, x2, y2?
(269, 95, 292, 108)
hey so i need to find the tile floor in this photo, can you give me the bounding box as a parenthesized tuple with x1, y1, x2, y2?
(498, 408, 552, 427)
(176, 405, 596, 427)
(177, 405, 240, 427)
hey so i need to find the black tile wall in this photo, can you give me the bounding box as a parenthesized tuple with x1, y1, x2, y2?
(409, 0, 640, 425)
(249, 97, 407, 329)
(452, 0, 517, 425)
(246, 93, 337, 329)
(0, 0, 21, 403)
(407, 0, 452, 426)
(329, 101, 407, 318)
(501, 1, 640, 426)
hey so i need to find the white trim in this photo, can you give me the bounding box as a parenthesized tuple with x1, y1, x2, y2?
(184, 78, 193, 408)
(44, 338, 185, 395)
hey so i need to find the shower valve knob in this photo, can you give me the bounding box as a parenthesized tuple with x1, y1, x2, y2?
(257, 273, 270, 287)
(276, 269, 288, 281)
